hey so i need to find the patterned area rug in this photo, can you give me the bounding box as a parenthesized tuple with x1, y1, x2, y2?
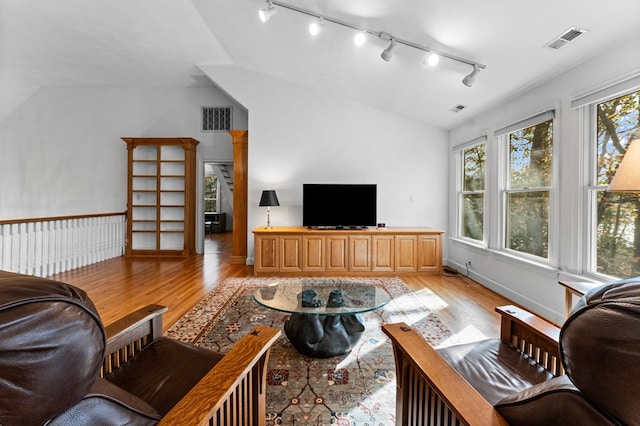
(166, 277, 452, 426)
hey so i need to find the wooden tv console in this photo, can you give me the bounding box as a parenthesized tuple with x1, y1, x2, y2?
(253, 227, 444, 276)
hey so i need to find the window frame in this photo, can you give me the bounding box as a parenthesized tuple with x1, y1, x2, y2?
(204, 175, 220, 213)
(583, 87, 640, 279)
(497, 111, 558, 264)
(454, 137, 488, 246)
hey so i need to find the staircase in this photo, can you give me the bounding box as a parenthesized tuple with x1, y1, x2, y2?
(216, 164, 233, 193)
(211, 164, 234, 210)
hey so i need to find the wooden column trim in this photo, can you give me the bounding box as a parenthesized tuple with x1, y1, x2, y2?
(229, 130, 248, 264)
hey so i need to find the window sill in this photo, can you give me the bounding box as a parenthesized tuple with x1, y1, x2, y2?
(450, 237, 557, 276)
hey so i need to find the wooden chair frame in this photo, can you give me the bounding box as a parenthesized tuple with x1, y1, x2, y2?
(382, 305, 561, 426)
(101, 304, 281, 426)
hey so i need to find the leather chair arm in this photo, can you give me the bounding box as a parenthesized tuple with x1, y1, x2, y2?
(47, 378, 162, 425)
(496, 375, 618, 426)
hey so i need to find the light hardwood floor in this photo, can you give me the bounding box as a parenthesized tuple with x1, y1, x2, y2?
(49, 232, 513, 340)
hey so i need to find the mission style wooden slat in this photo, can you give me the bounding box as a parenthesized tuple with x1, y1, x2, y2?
(382, 322, 509, 426)
(101, 304, 168, 376)
(496, 305, 563, 375)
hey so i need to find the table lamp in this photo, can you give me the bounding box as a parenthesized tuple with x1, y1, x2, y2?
(259, 190, 279, 228)
(609, 130, 640, 192)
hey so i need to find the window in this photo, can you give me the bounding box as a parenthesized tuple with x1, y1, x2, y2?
(204, 175, 219, 213)
(591, 89, 640, 277)
(460, 143, 486, 242)
(503, 117, 554, 258)
(202, 106, 232, 132)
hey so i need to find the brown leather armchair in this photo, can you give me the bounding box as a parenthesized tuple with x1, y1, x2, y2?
(0, 271, 280, 425)
(383, 278, 640, 426)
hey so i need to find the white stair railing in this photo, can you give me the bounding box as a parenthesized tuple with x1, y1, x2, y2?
(0, 212, 126, 277)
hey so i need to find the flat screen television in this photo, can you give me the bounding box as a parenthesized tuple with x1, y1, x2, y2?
(303, 184, 377, 229)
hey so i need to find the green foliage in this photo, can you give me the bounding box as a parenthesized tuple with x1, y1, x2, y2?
(464, 144, 485, 191)
(506, 120, 553, 258)
(596, 90, 640, 277)
(462, 193, 484, 240)
(462, 144, 485, 241)
(204, 175, 218, 213)
(506, 191, 549, 258)
(509, 119, 553, 189)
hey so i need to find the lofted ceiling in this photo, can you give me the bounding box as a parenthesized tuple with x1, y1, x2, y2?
(1, 0, 639, 128)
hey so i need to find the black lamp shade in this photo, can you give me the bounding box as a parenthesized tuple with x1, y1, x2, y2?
(259, 190, 280, 207)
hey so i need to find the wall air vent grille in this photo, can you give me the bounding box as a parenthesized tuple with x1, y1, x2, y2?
(545, 26, 588, 50)
(202, 106, 232, 132)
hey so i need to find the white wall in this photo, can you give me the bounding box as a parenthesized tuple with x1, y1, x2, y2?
(448, 33, 640, 323)
(199, 65, 449, 262)
(0, 85, 246, 221)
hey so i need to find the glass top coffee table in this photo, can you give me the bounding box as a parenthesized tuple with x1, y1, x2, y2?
(254, 279, 390, 358)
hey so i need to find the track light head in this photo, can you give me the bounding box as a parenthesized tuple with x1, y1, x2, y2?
(309, 17, 324, 36)
(462, 65, 481, 87)
(258, 1, 277, 23)
(425, 53, 439, 67)
(380, 39, 397, 61)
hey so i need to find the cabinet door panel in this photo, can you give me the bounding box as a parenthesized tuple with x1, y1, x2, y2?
(417, 235, 442, 272)
(349, 235, 371, 271)
(395, 235, 418, 272)
(303, 235, 325, 271)
(255, 235, 279, 272)
(372, 235, 394, 272)
(326, 235, 349, 272)
(280, 235, 303, 272)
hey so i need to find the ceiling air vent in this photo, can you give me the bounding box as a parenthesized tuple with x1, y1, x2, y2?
(545, 26, 588, 50)
(450, 104, 467, 113)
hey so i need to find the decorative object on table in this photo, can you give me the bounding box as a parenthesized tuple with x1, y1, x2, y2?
(300, 289, 323, 307)
(166, 276, 456, 426)
(259, 189, 280, 229)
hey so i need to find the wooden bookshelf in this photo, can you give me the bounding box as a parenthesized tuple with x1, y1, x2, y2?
(122, 137, 199, 257)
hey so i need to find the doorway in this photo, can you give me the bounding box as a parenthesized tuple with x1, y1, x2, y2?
(203, 162, 233, 238)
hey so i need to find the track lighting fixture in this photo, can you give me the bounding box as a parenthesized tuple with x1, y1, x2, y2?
(462, 65, 481, 87)
(380, 39, 397, 61)
(258, 1, 277, 23)
(257, 0, 486, 86)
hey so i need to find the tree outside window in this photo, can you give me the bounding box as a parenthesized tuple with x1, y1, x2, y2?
(594, 90, 640, 277)
(505, 119, 553, 258)
(461, 144, 485, 241)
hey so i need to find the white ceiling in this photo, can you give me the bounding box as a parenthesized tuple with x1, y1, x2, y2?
(1, 0, 639, 128)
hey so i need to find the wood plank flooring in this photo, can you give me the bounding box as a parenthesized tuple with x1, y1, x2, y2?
(49, 232, 512, 340)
